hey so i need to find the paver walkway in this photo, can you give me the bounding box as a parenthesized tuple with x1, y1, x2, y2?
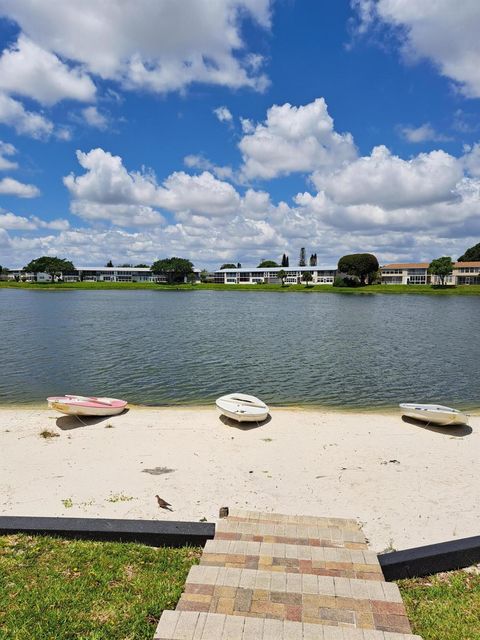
(155, 509, 422, 639)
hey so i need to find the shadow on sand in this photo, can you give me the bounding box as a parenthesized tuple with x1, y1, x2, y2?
(402, 415, 472, 437)
(56, 408, 129, 431)
(219, 414, 272, 431)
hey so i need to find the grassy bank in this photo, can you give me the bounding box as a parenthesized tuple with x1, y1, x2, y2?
(399, 568, 480, 640)
(0, 534, 200, 640)
(2, 534, 479, 640)
(2, 281, 480, 295)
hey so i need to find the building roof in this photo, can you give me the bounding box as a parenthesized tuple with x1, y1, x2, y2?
(382, 261, 480, 270)
(381, 263, 429, 269)
(215, 266, 337, 273)
(76, 267, 152, 272)
(454, 261, 480, 267)
(75, 266, 201, 273)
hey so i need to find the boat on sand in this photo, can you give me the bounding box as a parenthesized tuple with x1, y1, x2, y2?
(399, 403, 468, 426)
(47, 395, 127, 417)
(216, 393, 269, 423)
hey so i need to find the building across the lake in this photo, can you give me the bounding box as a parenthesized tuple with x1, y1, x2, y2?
(63, 267, 157, 283)
(213, 266, 337, 285)
(380, 262, 480, 285)
(6, 266, 201, 283)
(5, 260, 480, 286)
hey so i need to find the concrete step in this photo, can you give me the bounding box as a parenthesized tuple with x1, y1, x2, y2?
(226, 509, 360, 530)
(216, 519, 367, 549)
(201, 538, 383, 580)
(155, 610, 422, 640)
(177, 566, 411, 634)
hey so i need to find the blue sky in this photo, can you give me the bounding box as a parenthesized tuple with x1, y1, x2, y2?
(0, 0, 479, 268)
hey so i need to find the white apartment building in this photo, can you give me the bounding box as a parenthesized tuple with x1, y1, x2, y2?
(64, 267, 156, 283)
(381, 263, 431, 285)
(381, 262, 480, 285)
(213, 266, 337, 285)
(455, 262, 480, 285)
(7, 261, 480, 286)
(7, 266, 201, 283)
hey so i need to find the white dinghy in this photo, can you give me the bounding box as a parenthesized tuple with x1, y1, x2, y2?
(216, 393, 269, 423)
(47, 395, 127, 417)
(399, 403, 468, 426)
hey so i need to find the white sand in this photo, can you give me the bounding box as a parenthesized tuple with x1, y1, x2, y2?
(1, 406, 479, 553)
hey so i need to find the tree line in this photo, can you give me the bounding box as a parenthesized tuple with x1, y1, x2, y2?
(4, 240, 480, 286)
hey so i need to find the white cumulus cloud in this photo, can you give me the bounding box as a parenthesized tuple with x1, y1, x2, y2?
(0, 211, 36, 230)
(0, 35, 96, 106)
(0, 211, 68, 230)
(398, 123, 451, 143)
(64, 148, 242, 226)
(159, 171, 240, 216)
(352, 0, 480, 98)
(0, 0, 271, 94)
(82, 106, 108, 130)
(312, 146, 463, 209)
(0, 92, 53, 138)
(239, 98, 357, 180)
(214, 106, 233, 123)
(70, 202, 165, 227)
(463, 143, 480, 178)
(184, 154, 234, 181)
(64, 148, 161, 206)
(0, 177, 40, 198)
(5, 94, 480, 269)
(0, 140, 18, 170)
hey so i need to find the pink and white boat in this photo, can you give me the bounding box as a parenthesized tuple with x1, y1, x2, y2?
(47, 395, 127, 416)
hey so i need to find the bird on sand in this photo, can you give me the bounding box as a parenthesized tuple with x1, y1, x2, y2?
(156, 495, 173, 511)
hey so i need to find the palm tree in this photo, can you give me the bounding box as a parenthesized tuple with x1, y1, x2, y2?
(278, 269, 287, 287)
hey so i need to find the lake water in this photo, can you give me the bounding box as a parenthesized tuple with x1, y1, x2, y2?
(0, 289, 479, 409)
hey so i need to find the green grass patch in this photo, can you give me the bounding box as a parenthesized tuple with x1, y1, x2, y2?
(398, 568, 480, 640)
(106, 493, 134, 503)
(1, 281, 480, 295)
(0, 534, 201, 640)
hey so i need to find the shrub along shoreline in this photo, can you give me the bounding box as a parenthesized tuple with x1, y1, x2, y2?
(1, 281, 480, 295)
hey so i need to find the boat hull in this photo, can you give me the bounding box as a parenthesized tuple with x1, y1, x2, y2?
(47, 396, 127, 417)
(399, 403, 468, 426)
(216, 405, 269, 422)
(216, 393, 269, 423)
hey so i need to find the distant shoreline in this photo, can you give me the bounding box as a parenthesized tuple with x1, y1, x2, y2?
(2, 281, 480, 295)
(2, 402, 479, 415)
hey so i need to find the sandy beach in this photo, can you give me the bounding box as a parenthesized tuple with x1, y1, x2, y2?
(1, 405, 478, 553)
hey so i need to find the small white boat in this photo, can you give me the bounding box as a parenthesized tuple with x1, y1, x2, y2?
(216, 393, 269, 423)
(399, 403, 468, 426)
(47, 394, 127, 417)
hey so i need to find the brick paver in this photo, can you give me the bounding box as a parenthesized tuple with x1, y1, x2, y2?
(201, 539, 383, 580)
(226, 509, 361, 529)
(155, 611, 423, 639)
(154, 510, 422, 639)
(215, 519, 367, 550)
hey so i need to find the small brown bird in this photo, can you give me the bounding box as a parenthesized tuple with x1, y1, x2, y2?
(156, 495, 173, 511)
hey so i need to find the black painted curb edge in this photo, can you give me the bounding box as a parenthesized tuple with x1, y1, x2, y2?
(379, 534, 480, 580)
(0, 516, 215, 547)
(1, 516, 479, 580)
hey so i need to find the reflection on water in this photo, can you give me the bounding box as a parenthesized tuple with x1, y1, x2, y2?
(0, 288, 479, 409)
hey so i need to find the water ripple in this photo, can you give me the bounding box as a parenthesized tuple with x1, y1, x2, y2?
(0, 289, 479, 409)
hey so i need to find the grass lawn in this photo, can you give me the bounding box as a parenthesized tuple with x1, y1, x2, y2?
(1, 281, 480, 295)
(398, 569, 480, 640)
(0, 534, 201, 640)
(2, 535, 480, 640)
